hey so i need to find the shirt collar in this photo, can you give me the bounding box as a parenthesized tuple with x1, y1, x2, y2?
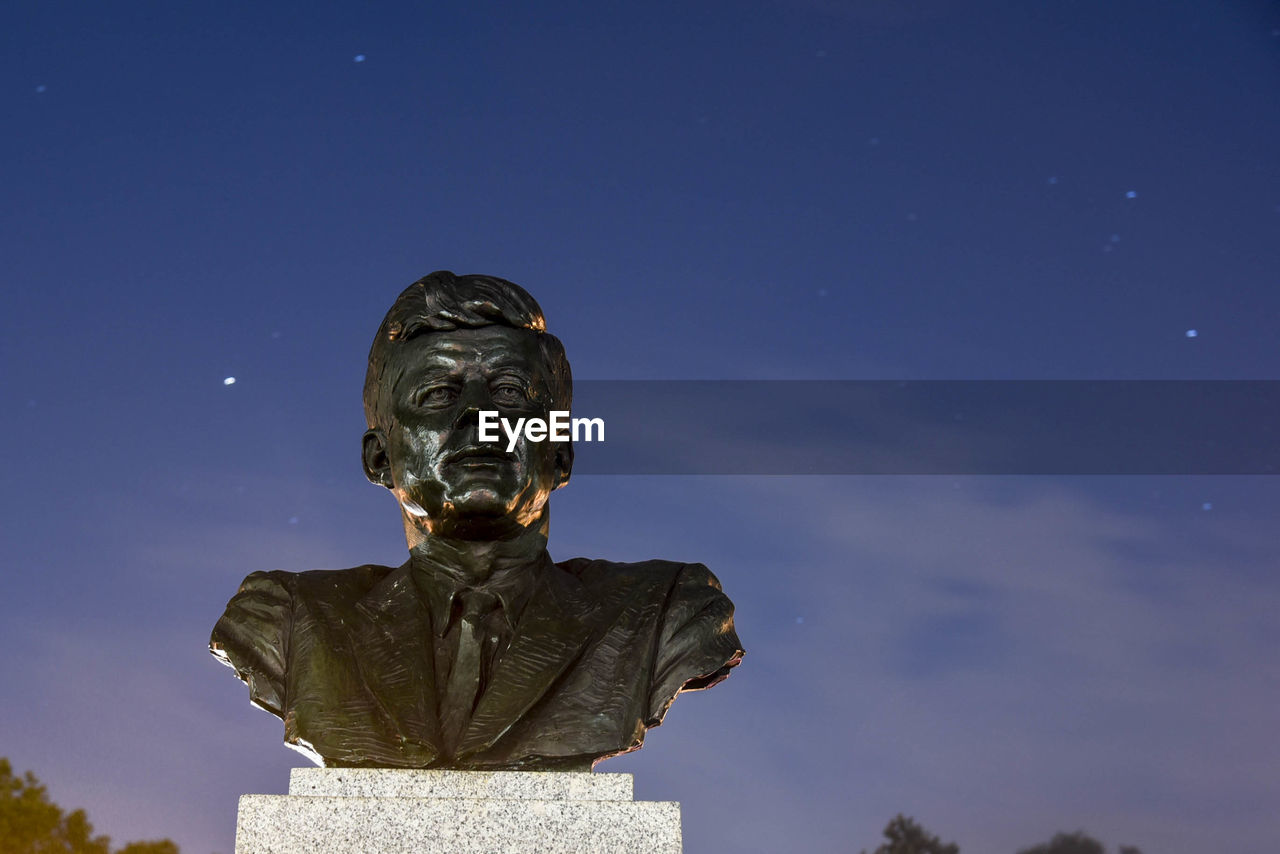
(410, 556, 543, 637)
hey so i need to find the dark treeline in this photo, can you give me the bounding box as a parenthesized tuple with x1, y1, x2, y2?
(0, 758, 179, 854)
(862, 814, 1145, 854)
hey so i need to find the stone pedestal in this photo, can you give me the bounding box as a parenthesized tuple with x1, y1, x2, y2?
(234, 768, 682, 853)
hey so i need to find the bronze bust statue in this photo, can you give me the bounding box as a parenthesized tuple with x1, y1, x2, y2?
(210, 271, 743, 770)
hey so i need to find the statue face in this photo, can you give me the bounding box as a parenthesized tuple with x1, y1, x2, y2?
(366, 325, 567, 540)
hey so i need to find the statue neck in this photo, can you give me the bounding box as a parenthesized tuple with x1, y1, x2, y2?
(405, 521, 549, 587)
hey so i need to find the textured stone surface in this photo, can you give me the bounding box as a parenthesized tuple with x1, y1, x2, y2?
(288, 768, 633, 800)
(235, 771, 681, 853)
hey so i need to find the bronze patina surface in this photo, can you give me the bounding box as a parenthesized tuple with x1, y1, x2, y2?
(211, 271, 743, 770)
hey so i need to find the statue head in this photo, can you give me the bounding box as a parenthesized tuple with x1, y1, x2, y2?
(361, 271, 574, 543)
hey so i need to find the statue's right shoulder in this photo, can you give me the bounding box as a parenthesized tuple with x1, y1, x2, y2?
(232, 568, 296, 597)
(231, 564, 395, 600)
(210, 564, 396, 717)
(284, 563, 396, 603)
(210, 571, 297, 716)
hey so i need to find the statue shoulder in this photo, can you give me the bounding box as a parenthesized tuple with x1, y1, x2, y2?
(227, 563, 395, 600)
(210, 563, 397, 717)
(557, 557, 743, 726)
(556, 557, 726, 597)
(283, 564, 396, 601)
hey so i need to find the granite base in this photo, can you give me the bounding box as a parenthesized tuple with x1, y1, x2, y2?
(234, 769, 681, 853)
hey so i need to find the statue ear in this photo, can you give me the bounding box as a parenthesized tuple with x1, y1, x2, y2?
(362, 429, 393, 489)
(553, 440, 573, 490)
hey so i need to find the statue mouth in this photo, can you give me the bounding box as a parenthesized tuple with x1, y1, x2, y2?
(445, 446, 511, 466)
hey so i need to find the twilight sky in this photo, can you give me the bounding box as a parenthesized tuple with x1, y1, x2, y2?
(2, 2, 1279, 853)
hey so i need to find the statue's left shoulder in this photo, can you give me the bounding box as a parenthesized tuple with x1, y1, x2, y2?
(558, 556, 744, 725)
(556, 557, 733, 612)
(649, 560, 744, 724)
(557, 555, 714, 589)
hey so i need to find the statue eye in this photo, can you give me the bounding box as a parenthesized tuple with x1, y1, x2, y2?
(414, 385, 457, 407)
(492, 383, 526, 405)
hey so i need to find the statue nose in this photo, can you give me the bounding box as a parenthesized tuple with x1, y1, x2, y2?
(453, 383, 494, 431)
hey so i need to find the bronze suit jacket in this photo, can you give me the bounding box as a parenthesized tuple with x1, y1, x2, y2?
(210, 554, 743, 769)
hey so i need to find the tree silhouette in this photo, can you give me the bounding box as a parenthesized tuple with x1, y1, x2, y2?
(0, 758, 179, 854)
(863, 814, 961, 854)
(116, 845, 180, 854)
(1017, 831, 1143, 854)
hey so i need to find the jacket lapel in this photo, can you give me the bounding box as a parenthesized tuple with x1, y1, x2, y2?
(456, 559, 594, 758)
(349, 562, 442, 761)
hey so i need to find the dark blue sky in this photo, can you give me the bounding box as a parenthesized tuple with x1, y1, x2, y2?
(3, 2, 1279, 853)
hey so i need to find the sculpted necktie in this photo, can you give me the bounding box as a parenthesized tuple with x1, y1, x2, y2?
(439, 588, 500, 755)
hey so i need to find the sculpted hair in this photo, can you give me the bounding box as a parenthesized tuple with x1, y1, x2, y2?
(363, 270, 572, 429)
